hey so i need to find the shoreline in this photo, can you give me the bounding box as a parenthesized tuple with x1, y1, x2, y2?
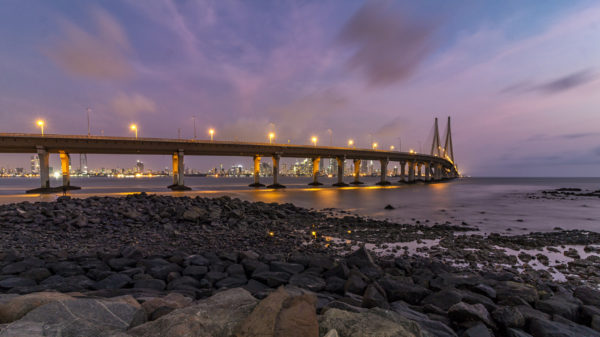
(1, 193, 600, 336)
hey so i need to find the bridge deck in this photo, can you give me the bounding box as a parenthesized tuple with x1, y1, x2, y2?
(0, 133, 453, 166)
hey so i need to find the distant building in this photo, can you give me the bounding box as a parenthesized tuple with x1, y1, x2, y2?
(30, 155, 39, 174)
(135, 160, 144, 173)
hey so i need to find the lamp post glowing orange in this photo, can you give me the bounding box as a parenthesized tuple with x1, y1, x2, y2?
(130, 124, 138, 139)
(311, 136, 318, 147)
(348, 139, 354, 148)
(372, 142, 378, 150)
(209, 128, 215, 141)
(36, 120, 45, 136)
(269, 132, 275, 144)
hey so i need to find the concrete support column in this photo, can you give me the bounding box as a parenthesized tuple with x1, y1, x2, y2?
(332, 156, 348, 187)
(376, 159, 391, 185)
(168, 149, 191, 190)
(408, 161, 415, 183)
(267, 154, 285, 188)
(417, 163, 423, 181)
(424, 162, 431, 181)
(399, 161, 406, 182)
(26, 146, 51, 193)
(59, 151, 71, 187)
(249, 155, 265, 187)
(350, 159, 363, 185)
(308, 157, 323, 186)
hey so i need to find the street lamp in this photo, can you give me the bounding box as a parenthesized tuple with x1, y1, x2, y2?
(130, 124, 138, 139)
(311, 136, 318, 147)
(209, 128, 215, 141)
(372, 142, 378, 150)
(269, 132, 275, 144)
(36, 120, 45, 136)
(390, 145, 395, 151)
(348, 139, 354, 148)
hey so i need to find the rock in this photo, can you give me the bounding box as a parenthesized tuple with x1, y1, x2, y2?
(226, 264, 246, 278)
(0, 277, 36, 290)
(506, 328, 533, 337)
(362, 283, 389, 309)
(1, 262, 31, 274)
(289, 273, 326, 292)
(93, 274, 132, 290)
(492, 306, 525, 328)
(535, 294, 581, 321)
(323, 329, 339, 337)
(528, 318, 600, 337)
(127, 288, 257, 337)
(390, 301, 457, 337)
(242, 259, 269, 275)
(495, 281, 538, 305)
(186, 255, 210, 266)
(243, 279, 271, 298)
(325, 276, 346, 294)
(379, 277, 432, 305)
(271, 261, 304, 275)
(384, 204, 395, 210)
(215, 276, 247, 289)
(448, 302, 495, 329)
(470, 283, 496, 299)
(182, 265, 208, 278)
(308, 255, 334, 270)
(236, 287, 318, 337)
(345, 246, 378, 270)
(422, 288, 463, 311)
(134, 279, 166, 291)
(0, 295, 145, 336)
(252, 271, 291, 288)
(0, 292, 73, 323)
(48, 261, 83, 277)
(592, 315, 600, 332)
(40, 275, 94, 292)
(574, 286, 600, 306)
(462, 322, 493, 337)
(319, 308, 426, 337)
(147, 263, 182, 281)
(108, 258, 137, 271)
(141, 292, 193, 317)
(344, 270, 369, 295)
(149, 306, 174, 320)
(514, 305, 550, 323)
(167, 276, 201, 290)
(323, 263, 350, 279)
(19, 268, 51, 283)
(204, 271, 228, 285)
(120, 246, 144, 260)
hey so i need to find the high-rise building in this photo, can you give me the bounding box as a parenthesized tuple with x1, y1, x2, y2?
(135, 160, 144, 173)
(30, 155, 39, 174)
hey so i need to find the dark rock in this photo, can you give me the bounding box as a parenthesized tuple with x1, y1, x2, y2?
(120, 246, 144, 260)
(168, 276, 201, 290)
(506, 328, 533, 337)
(243, 279, 271, 298)
(147, 263, 182, 281)
(289, 272, 326, 292)
(93, 273, 132, 290)
(40, 274, 95, 292)
(492, 306, 525, 328)
(48, 261, 84, 277)
(514, 305, 551, 322)
(470, 283, 496, 299)
(108, 258, 137, 271)
(309, 255, 334, 270)
(121, 267, 145, 278)
(134, 279, 166, 290)
(182, 265, 208, 279)
(204, 271, 228, 285)
(574, 286, 600, 306)
(535, 294, 581, 321)
(462, 322, 493, 337)
(344, 270, 369, 295)
(150, 306, 175, 321)
(390, 301, 457, 337)
(19, 268, 51, 282)
(325, 276, 346, 294)
(384, 204, 395, 210)
(529, 318, 600, 337)
(226, 263, 246, 278)
(495, 281, 538, 305)
(186, 255, 210, 266)
(448, 302, 495, 328)
(379, 277, 431, 304)
(323, 263, 350, 279)
(215, 276, 247, 289)
(252, 271, 291, 288)
(346, 246, 378, 270)
(422, 288, 463, 311)
(0, 277, 36, 289)
(362, 282, 389, 309)
(2, 261, 31, 274)
(242, 258, 269, 275)
(270, 261, 304, 275)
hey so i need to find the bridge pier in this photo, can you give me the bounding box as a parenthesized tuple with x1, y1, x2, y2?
(249, 155, 265, 187)
(267, 154, 285, 188)
(58, 151, 81, 192)
(332, 156, 348, 187)
(376, 159, 391, 185)
(398, 161, 406, 183)
(424, 162, 431, 181)
(350, 159, 363, 185)
(26, 146, 52, 194)
(308, 157, 323, 186)
(417, 163, 423, 181)
(168, 150, 191, 190)
(407, 161, 415, 183)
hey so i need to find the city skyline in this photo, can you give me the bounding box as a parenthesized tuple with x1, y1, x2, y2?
(1, 1, 600, 176)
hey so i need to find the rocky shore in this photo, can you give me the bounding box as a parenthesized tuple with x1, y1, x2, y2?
(0, 193, 599, 336)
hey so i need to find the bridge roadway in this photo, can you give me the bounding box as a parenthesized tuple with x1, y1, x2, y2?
(0, 133, 458, 193)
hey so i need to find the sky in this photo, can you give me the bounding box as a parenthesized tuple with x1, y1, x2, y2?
(1, 0, 599, 177)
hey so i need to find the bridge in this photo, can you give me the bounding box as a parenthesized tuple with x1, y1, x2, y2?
(0, 117, 458, 193)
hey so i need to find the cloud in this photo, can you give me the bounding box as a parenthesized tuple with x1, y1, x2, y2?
(338, 1, 436, 87)
(501, 69, 596, 95)
(111, 93, 156, 119)
(45, 7, 133, 80)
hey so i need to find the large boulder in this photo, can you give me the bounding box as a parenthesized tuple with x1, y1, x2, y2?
(127, 288, 257, 337)
(0, 292, 73, 323)
(379, 277, 431, 304)
(495, 281, 538, 305)
(236, 287, 318, 337)
(391, 301, 457, 337)
(141, 292, 193, 317)
(288, 273, 325, 292)
(319, 307, 428, 337)
(528, 318, 600, 337)
(534, 294, 581, 321)
(0, 295, 145, 337)
(574, 286, 600, 307)
(448, 302, 495, 329)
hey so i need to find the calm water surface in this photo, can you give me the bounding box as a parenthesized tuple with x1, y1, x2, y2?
(1, 177, 598, 234)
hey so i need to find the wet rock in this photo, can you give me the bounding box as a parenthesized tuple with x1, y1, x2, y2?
(107, 258, 137, 271)
(242, 259, 269, 275)
(323, 263, 350, 280)
(167, 276, 201, 290)
(48, 261, 83, 277)
(564, 248, 580, 259)
(147, 263, 182, 281)
(127, 288, 257, 337)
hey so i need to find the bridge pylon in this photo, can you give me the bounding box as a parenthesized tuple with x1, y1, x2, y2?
(430, 118, 442, 157)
